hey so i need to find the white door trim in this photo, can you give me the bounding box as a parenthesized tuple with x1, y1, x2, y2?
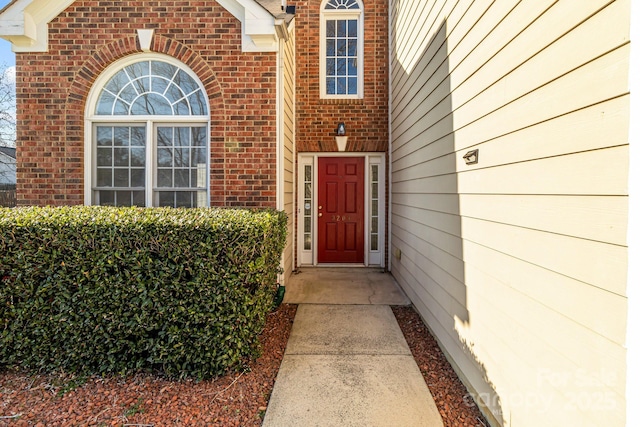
(297, 152, 385, 267)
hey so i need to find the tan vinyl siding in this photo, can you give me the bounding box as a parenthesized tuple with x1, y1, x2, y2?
(282, 23, 296, 281)
(390, 0, 630, 426)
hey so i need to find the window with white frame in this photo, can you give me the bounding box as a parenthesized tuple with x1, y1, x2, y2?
(320, 0, 364, 98)
(88, 57, 210, 207)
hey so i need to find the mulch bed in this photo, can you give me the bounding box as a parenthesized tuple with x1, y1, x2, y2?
(392, 306, 490, 427)
(1, 304, 489, 426)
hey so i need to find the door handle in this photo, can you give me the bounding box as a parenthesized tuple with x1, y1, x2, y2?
(318, 213, 323, 217)
(319, 206, 322, 209)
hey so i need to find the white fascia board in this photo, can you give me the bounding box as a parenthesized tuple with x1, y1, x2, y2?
(216, 0, 280, 52)
(0, 0, 75, 52)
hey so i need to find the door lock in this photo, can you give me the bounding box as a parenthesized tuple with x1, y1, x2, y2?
(318, 213, 323, 217)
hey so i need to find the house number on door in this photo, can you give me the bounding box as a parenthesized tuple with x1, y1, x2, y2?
(332, 215, 352, 221)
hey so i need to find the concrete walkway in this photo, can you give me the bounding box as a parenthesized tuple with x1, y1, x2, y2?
(262, 268, 444, 427)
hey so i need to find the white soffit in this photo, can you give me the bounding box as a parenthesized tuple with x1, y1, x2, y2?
(0, 0, 75, 52)
(216, 0, 282, 52)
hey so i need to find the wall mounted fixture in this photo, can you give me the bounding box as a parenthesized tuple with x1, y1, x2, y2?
(463, 149, 479, 165)
(335, 122, 348, 151)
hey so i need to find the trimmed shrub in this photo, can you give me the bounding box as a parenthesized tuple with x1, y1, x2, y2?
(0, 206, 287, 379)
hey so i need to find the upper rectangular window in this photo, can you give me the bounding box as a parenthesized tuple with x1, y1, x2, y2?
(320, 0, 363, 99)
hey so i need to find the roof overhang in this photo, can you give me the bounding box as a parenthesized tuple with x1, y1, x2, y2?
(0, 0, 290, 53)
(217, 0, 289, 51)
(0, 0, 75, 52)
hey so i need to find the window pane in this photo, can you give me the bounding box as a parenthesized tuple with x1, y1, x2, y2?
(192, 147, 206, 165)
(130, 147, 145, 167)
(98, 190, 114, 205)
(131, 93, 173, 115)
(114, 100, 129, 115)
(337, 58, 346, 75)
(348, 58, 358, 76)
(327, 58, 336, 76)
(151, 61, 177, 79)
(132, 191, 145, 206)
(157, 148, 172, 167)
(337, 40, 346, 57)
(326, 20, 335, 37)
(337, 20, 346, 37)
(116, 191, 132, 207)
(175, 169, 189, 187)
(174, 148, 189, 167)
(326, 39, 336, 57)
(327, 78, 336, 94)
(97, 148, 112, 166)
(131, 127, 146, 146)
(189, 92, 206, 115)
(151, 76, 170, 94)
(97, 169, 112, 187)
(157, 127, 173, 147)
(114, 127, 130, 146)
(157, 169, 172, 187)
(175, 191, 192, 208)
(98, 60, 206, 117)
(174, 99, 190, 115)
(348, 20, 358, 37)
(114, 168, 129, 187)
(105, 71, 130, 95)
(96, 92, 116, 115)
(348, 39, 357, 57)
(119, 84, 138, 103)
(193, 126, 207, 146)
(97, 127, 113, 146)
(131, 169, 145, 187)
(125, 61, 149, 80)
(159, 191, 174, 207)
(178, 128, 191, 146)
(337, 77, 347, 94)
(114, 148, 129, 166)
(348, 77, 358, 94)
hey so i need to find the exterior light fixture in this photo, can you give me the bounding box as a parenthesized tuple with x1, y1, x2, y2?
(463, 149, 479, 165)
(335, 122, 348, 151)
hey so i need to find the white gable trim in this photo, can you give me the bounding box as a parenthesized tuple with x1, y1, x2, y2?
(0, 0, 75, 52)
(216, 0, 286, 52)
(0, 0, 286, 53)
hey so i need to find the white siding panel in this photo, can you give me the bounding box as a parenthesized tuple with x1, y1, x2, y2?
(281, 26, 295, 282)
(460, 216, 627, 296)
(459, 194, 628, 246)
(389, 0, 630, 424)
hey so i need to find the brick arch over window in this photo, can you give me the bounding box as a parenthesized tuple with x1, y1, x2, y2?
(63, 35, 225, 205)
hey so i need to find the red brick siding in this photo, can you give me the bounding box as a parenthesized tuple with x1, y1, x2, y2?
(15, 1, 278, 207)
(295, 0, 389, 153)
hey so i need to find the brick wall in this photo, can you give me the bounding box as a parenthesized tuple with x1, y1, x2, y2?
(15, 1, 278, 207)
(295, 0, 389, 153)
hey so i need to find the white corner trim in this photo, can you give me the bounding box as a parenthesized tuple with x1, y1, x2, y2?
(137, 29, 154, 52)
(216, 0, 282, 52)
(0, 0, 75, 52)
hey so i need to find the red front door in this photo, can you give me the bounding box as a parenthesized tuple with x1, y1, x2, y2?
(318, 157, 365, 263)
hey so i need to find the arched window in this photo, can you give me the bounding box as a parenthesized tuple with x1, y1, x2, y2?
(320, 0, 364, 98)
(87, 56, 210, 207)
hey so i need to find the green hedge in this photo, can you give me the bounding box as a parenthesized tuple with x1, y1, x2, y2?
(0, 206, 287, 379)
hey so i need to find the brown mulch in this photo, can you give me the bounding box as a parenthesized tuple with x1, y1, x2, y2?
(1, 304, 489, 426)
(392, 306, 490, 427)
